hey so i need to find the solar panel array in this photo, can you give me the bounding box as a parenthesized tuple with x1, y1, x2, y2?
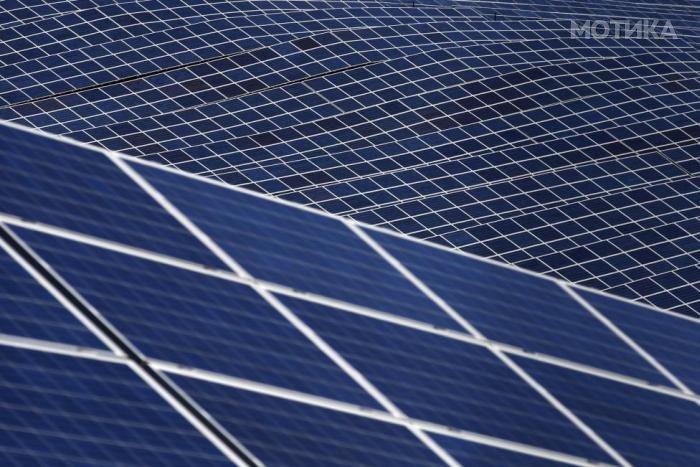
(1, 0, 699, 317)
(1, 119, 699, 465)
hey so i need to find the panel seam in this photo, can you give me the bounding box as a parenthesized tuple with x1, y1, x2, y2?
(0, 333, 125, 363)
(153, 359, 615, 467)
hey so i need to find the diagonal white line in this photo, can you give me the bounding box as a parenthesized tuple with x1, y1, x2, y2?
(0, 223, 126, 357)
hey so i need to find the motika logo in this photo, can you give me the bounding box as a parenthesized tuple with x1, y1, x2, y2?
(570, 19, 677, 39)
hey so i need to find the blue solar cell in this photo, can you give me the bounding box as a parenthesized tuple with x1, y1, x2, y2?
(432, 434, 566, 466)
(0, 345, 229, 465)
(130, 161, 460, 330)
(276, 294, 612, 463)
(171, 374, 446, 466)
(0, 124, 222, 267)
(364, 228, 673, 385)
(513, 355, 700, 467)
(575, 288, 700, 394)
(0, 245, 105, 348)
(14, 226, 380, 408)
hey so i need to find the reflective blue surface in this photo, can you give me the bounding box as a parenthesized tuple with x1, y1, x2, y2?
(576, 288, 700, 394)
(0, 123, 221, 267)
(278, 294, 612, 463)
(0, 0, 698, 318)
(132, 161, 460, 329)
(432, 434, 566, 466)
(171, 374, 445, 466)
(366, 228, 672, 385)
(0, 246, 105, 348)
(514, 355, 700, 467)
(0, 0, 699, 460)
(0, 345, 230, 466)
(16, 226, 379, 408)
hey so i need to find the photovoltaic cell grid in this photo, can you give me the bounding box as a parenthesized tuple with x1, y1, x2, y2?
(363, 228, 675, 385)
(0, 0, 699, 316)
(170, 374, 580, 466)
(514, 356, 700, 467)
(170, 374, 451, 467)
(0, 118, 699, 465)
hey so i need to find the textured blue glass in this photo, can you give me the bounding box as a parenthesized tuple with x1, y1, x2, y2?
(514, 356, 700, 467)
(433, 434, 566, 466)
(171, 375, 444, 466)
(131, 161, 459, 329)
(0, 124, 221, 267)
(0, 245, 105, 348)
(365, 228, 672, 385)
(0, 345, 229, 465)
(16, 226, 379, 408)
(278, 294, 612, 463)
(576, 288, 700, 394)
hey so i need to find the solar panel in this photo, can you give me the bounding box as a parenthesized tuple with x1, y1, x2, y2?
(2, 9, 697, 316)
(170, 52, 699, 181)
(0, 118, 698, 465)
(0, 344, 230, 465)
(5, 35, 684, 156)
(2, 0, 699, 321)
(343, 147, 694, 237)
(513, 355, 700, 466)
(0, 7, 483, 105)
(0, 123, 221, 267)
(0, 245, 106, 348)
(431, 433, 566, 466)
(35, 43, 697, 173)
(13, 225, 381, 408)
(477, 175, 700, 317)
(275, 294, 614, 462)
(574, 288, 700, 393)
(170, 374, 449, 466)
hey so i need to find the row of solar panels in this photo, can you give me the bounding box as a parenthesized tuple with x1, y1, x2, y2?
(1, 121, 698, 465)
(0, 0, 697, 316)
(1, 0, 698, 31)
